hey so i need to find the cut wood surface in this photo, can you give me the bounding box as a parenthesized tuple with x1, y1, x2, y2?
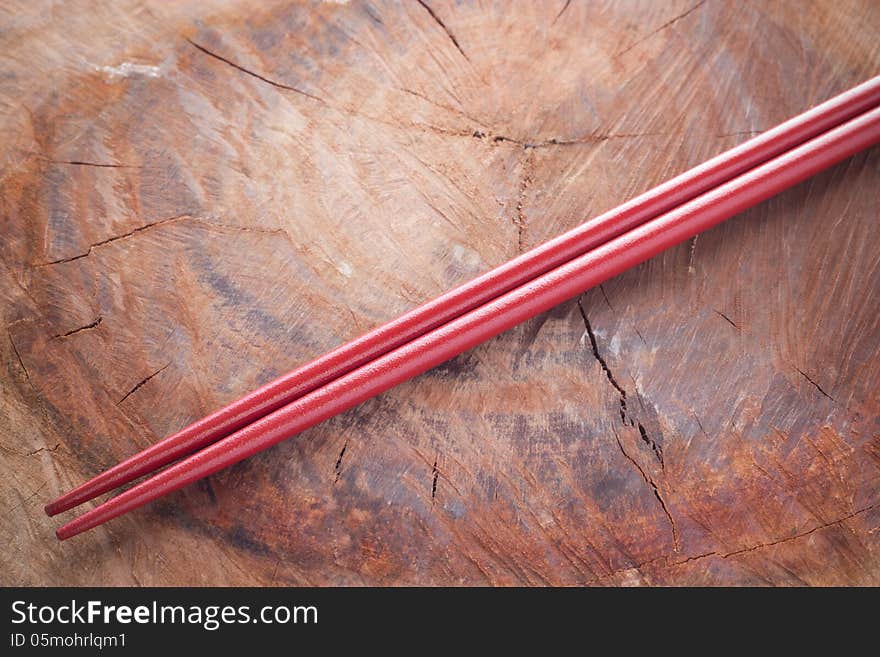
(1, 0, 879, 585)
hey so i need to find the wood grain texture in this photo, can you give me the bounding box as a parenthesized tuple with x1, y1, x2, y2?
(1, 0, 879, 586)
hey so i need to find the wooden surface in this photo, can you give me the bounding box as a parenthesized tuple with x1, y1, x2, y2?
(1, 0, 879, 586)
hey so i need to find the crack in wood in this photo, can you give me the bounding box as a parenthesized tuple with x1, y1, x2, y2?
(416, 0, 470, 61)
(578, 298, 630, 423)
(598, 284, 615, 311)
(794, 367, 836, 403)
(117, 363, 170, 405)
(614, 433, 679, 550)
(638, 422, 664, 469)
(687, 235, 699, 274)
(514, 151, 533, 252)
(25, 443, 61, 456)
(588, 502, 879, 585)
(616, 0, 709, 57)
(681, 502, 879, 563)
(400, 87, 488, 129)
(334, 441, 347, 483)
(578, 297, 674, 546)
(42, 159, 140, 168)
(473, 130, 666, 149)
(34, 215, 190, 266)
(52, 316, 102, 339)
(8, 331, 31, 382)
(713, 309, 739, 329)
(187, 38, 325, 102)
(552, 0, 572, 25)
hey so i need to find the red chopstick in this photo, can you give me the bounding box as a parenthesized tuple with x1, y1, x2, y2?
(55, 104, 880, 540)
(45, 77, 880, 517)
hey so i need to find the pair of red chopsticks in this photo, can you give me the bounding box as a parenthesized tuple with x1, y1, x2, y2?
(48, 77, 880, 540)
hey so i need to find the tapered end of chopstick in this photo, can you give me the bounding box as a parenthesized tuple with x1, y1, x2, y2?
(56, 516, 89, 541)
(44, 427, 209, 517)
(44, 499, 66, 517)
(45, 459, 155, 516)
(45, 488, 93, 516)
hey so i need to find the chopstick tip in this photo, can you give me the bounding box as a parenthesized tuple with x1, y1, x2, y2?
(55, 523, 76, 541)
